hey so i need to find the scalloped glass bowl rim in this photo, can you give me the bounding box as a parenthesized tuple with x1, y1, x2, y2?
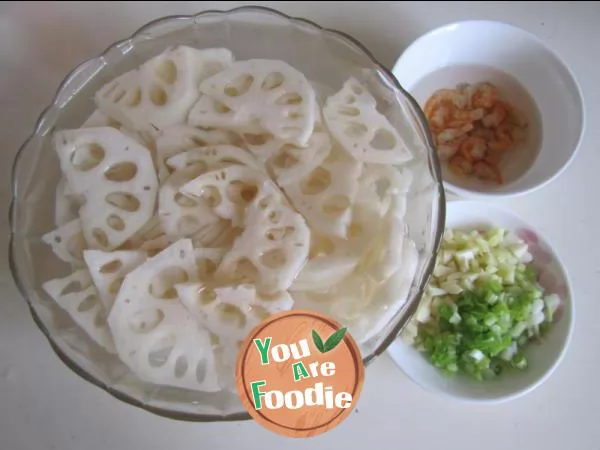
(8, 5, 446, 421)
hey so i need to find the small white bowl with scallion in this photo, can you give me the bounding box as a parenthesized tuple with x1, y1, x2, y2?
(387, 200, 574, 403)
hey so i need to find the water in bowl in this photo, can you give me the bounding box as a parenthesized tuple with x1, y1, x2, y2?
(411, 64, 543, 189)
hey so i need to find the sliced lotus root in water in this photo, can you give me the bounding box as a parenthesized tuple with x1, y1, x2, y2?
(83, 249, 147, 311)
(121, 214, 165, 249)
(194, 247, 226, 281)
(188, 93, 263, 133)
(289, 209, 377, 293)
(120, 127, 158, 156)
(187, 218, 239, 250)
(282, 145, 362, 238)
(291, 200, 393, 293)
(81, 110, 157, 166)
(290, 253, 357, 292)
(118, 219, 172, 257)
(107, 239, 220, 392)
(155, 125, 242, 182)
(212, 343, 240, 393)
(42, 268, 116, 353)
(54, 177, 82, 227)
(293, 271, 381, 326)
(165, 145, 263, 174)
(236, 102, 325, 166)
(237, 131, 286, 164)
(352, 237, 419, 343)
(266, 131, 332, 186)
(355, 164, 413, 218)
(180, 165, 279, 227)
(81, 109, 122, 129)
(53, 127, 158, 251)
(176, 283, 293, 344)
(95, 46, 233, 133)
(156, 125, 242, 162)
(158, 165, 221, 240)
(42, 218, 86, 267)
(357, 195, 408, 283)
(140, 235, 172, 257)
(82, 108, 156, 146)
(323, 77, 412, 164)
(293, 254, 406, 343)
(199, 59, 317, 146)
(216, 190, 310, 293)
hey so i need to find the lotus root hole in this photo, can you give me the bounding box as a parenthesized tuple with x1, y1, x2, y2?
(348, 221, 365, 239)
(174, 356, 189, 379)
(272, 147, 299, 169)
(174, 192, 198, 208)
(267, 210, 282, 224)
(200, 186, 222, 208)
(107, 214, 125, 231)
(92, 228, 109, 248)
(148, 267, 189, 299)
(66, 234, 85, 259)
(77, 295, 97, 313)
(155, 59, 177, 84)
(309, 235, 335, 258)
(196, 360, 207, 383)
(104, 162, 138, 182)
(226, 181, 258, 204)
(216, 304, 246, 328)
(197, 258, 217, 280)
(260, 249, 287, 269)
(261, 72, 284, 91)
(60, 280, 84, 296)
(70, 142, 105, 171)
(201, 289, 217, 305)
(344, 122, 368, 139)
(105, 192, 141, 212)
(100, 259, 123, 274)
(232, 258, 259, 283)
(126, 87, 142, 107)
(275, 92, 302, 105)
(129, 309, 165, 334)
(266, 226, 295, 241)
(224, 74, 254, 97)
(147, 335, 176, 367)
(243, 133, 271, 146)
(190, 137, 207, 147)
(322, 195, 351, 217)
(338, 105, 360, 117)
(351, 84, 364, 95)
(149, 84, 168, 106)
(369, 128, 397, 151)
(109, 276, 125, 295)
(300, 167, 331, 195)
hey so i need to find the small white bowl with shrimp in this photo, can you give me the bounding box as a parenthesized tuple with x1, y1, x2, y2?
(393, 20, 584, 198)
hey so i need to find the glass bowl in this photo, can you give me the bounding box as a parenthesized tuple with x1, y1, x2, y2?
(9, 6, 445, 421)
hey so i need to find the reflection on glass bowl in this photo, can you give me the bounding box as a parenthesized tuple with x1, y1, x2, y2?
(9, 6, 444, 421)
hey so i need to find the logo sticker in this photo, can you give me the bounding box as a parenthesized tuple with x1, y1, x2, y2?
(236, 310, 364, 438)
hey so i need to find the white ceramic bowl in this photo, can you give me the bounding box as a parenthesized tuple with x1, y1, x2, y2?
(392, 20, 585, 198)
(387, 201, 574, 403)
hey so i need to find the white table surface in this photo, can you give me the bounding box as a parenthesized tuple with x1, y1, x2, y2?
(1, 1, 598, 449)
